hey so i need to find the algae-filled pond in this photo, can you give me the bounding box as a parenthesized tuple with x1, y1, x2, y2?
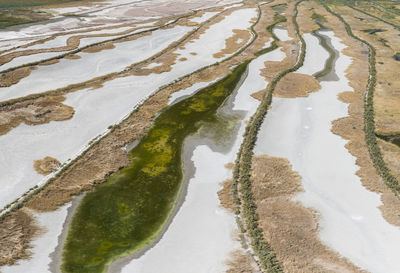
(61, 61, 250, 273)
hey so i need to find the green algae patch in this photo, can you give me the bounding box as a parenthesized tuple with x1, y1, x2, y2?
(61, 61, 250, 273)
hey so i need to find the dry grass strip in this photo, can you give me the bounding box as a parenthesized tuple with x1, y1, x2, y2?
(0, 209, 39, 266)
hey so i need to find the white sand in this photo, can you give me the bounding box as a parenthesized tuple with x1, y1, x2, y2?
(274, 28, 291, 42)
(0, 203, 71, 273)
(0, 52, 65, 71)
(254, 31, 400, 273)
(9, 23, 156, 55)
(119, 46, 284, 273)
(0, 73, 164, 209)
(0, 0, 236, 48)
(0, 39, 43, 52)
(0, 25, 193, 101)
(174, 8, 257, 62)
(13, 26, 135, 51)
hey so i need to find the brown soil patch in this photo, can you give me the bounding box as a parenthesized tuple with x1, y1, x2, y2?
(64, 54, 81, 60)
(251, 155, 302, 199)
(251, 154, 365, 272)
(0, 67, 35, 87)
(33, 156, 61, 175)
(0, 95, 74, 136)
(81, 42, 116, 53)
(273, 72, 321, 97)
(177, 17, 200, 27)
(250, 89, 263, 101)
(218, 179, 235, 212)
(213, 29, 251, 59)
(179, 57, 187, 61)
(40, 59, 60, 66)
(0, 209, 39, 266)
(190, 52, 197, 55)
(225, 249, 259, 273)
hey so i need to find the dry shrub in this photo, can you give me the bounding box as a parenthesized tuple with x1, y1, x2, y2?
(0, 95, 75, 136)
(33, 156, 61, 175)
(0, 67, 34, 87)
(0, 210, 39, 266)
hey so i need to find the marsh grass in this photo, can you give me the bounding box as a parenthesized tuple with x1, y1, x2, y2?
(61, 61, 250, 273)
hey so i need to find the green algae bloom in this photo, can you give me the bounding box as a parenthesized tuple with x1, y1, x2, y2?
(61, 61, 250, 273)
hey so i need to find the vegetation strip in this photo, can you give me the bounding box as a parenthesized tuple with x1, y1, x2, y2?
(232, 1, 306, 272)
(61, 61, 250, 273)
(321, 1, 400, 192)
